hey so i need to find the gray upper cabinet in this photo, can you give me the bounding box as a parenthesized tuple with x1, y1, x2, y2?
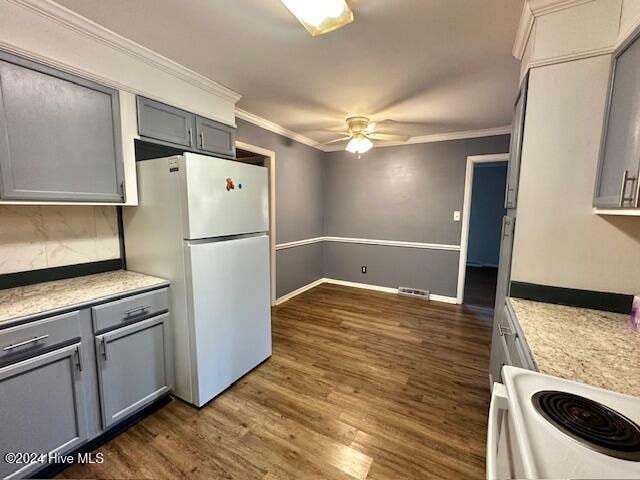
(95, 314, 172, 429)
(137, 96, 236, 158)
(196, 115, 236, 158)
(0, 343, 87, 480)
(137, 96, 194, 148)
(505, 74, 528, 209)
(594, 32, 640, 208)
(0, 51, 124, 203)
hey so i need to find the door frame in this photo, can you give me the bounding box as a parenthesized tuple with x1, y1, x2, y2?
(235, 140, 277, 306)
(456, 153, 510, 304)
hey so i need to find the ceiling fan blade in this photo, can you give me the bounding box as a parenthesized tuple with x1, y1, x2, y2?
(319, 136, 352, 146)
(368, 132, 410, 142)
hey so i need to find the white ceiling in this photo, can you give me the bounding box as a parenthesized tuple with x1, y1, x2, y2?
(56, 0, 524, 145)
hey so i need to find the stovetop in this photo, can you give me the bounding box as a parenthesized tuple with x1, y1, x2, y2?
(532, 390, 640, 462)
(502, 366, 640, 479)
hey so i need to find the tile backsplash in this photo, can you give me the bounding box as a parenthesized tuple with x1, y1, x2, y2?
(0, 205, 120, 274)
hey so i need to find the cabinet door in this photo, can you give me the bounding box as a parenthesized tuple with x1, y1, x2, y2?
(494, 216, 515, 312)
(505, 75, 528, 209)
(95, 314, 171, 429)
(137, 96, 195, 148)
(0, 52, 123, 202)
(0, 343, 87, 480)
(489, 311, 512, 388)
(195, 115, 236, 158)
(594, 34, 640, 208)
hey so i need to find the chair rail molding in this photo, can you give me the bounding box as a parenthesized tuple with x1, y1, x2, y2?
(275, 237, 461, 252)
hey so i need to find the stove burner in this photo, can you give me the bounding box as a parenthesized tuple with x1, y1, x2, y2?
(532, 390, 640, 461)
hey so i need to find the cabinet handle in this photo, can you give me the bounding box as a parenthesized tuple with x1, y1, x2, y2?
(101, 338, 108, 361)
(3, 334, 49, 351)
(200, 131, 204, 149)
(75, 347, 83, 372)
(124, 305, 151, 317)
(498, 324, 512, 337)
(188, 128, 193, 147)
(619, 170, 637, 207)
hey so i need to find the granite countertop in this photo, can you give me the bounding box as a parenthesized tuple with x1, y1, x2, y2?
(0, 270, 169, 325)
(509, 297, 640, 397)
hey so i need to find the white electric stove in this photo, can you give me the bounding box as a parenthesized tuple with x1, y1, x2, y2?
(487, 366, 640, 479)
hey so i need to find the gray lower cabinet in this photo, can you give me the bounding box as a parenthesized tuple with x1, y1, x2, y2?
(137, 96, 235, 158)
(0, 51, 124, 203)
(196, 115, 236, 158)
(0, 343, 87, 480)
(489, 301, 536, 387)
(594, 31, 640, 208)
(95, 313, 172, 429)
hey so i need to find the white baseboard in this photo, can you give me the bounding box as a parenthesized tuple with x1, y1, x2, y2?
(276, 277, 460, 305)
(275, 278, 325, 305)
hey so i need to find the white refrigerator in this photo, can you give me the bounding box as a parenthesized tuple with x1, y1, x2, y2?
(124, 152, 272, 407)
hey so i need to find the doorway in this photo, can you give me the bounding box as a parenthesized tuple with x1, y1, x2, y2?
(457, 154, 509, 307)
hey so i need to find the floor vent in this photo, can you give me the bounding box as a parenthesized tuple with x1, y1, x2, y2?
(398, 287, 430, 299)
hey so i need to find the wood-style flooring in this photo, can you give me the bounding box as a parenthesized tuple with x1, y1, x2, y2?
(464, 266, 499, 309)
(58, 283, 493, 480)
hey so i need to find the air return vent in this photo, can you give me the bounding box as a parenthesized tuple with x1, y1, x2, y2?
(398, 287, 430, 299)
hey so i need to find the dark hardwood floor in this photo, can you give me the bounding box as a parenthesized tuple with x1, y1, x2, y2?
(463, 266, 499, 309)
(59, 283, 493, 480)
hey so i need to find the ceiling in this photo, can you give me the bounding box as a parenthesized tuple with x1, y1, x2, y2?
(56, 0, 524, 146)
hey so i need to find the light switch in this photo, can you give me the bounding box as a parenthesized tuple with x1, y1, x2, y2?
(453, 211, 461, 221)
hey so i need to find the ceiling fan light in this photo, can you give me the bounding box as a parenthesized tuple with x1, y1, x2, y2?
(281, 0, 353, 36)
(346, 133, 373, 154)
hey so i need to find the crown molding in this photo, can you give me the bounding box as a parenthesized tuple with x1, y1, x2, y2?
(6, 0, 242, 104)
(513, 0, 595, 59)
(235, 108, 321, 150)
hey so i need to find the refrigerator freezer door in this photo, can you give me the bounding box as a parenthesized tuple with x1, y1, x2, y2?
(186, 234, 272, 407)
(181, 153, 268, 240)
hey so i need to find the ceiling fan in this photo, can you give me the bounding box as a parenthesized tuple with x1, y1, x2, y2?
(321, 116, 410, 154)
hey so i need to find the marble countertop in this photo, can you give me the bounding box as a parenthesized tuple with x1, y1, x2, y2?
(509, 297, 640, 397)
(0, 270, 169, 325)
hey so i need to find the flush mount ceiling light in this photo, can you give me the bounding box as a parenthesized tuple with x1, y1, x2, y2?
(281, 0, 354, 36)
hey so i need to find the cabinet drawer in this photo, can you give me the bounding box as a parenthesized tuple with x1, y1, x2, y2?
(0, 311, 81, 367)
(91, 288, 168, 334)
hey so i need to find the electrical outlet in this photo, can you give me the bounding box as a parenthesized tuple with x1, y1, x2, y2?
(361, 266, 367, 274)
(453, 210, 461, 221)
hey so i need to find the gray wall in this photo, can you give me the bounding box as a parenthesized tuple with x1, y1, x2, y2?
(323, 136, 510, 297)
(235, 118, 324, 298)
(467, 162, 508, 267)
(237, 116, 510, 299)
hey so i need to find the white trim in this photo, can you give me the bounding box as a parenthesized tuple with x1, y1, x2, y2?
(5, 0, 241, 104)
(513, 3, 535, 60)
(513, 0, 598, 60)
(235, 140, 277, 306)
(324, 237, 460, 251)
(323, 278, 398, 294)
(275, 237, 324, 250)
(321, 126, 513, 152)
(236, 109, 320, 149)
(276, 277, 458, 305)
(528, 46, 615, 68)
(457, 153, 510, 305)
(275, 236, 461, 251)
(275, 278, 325, 305)
(593, 208, 640, 217)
